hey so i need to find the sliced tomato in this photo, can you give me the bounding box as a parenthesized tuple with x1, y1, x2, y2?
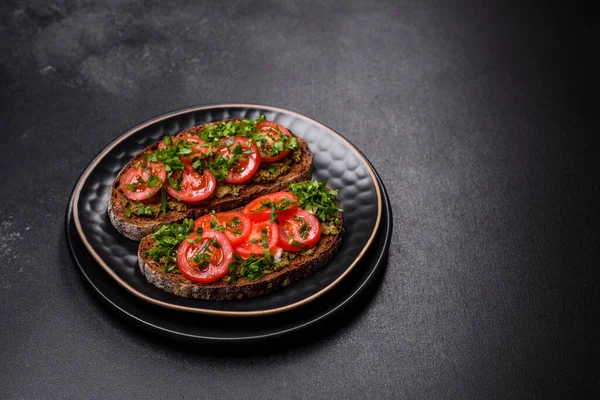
(178, 136, 213, 164)
(194, 211, 251, 246)
(277, 209, 322, 252)
(121, 162, 166, 202)
(177, 230, 233, 284)
(234, 221, 280, 258)
(158, 136, 213, 164)
(216, 136, 261, 184)
(166, 165, 216, 203)
(242, 192, 299, 222)
(255, 121, 293, 162)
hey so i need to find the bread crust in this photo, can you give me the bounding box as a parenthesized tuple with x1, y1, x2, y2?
(108, 124, 313, 240)
(137, 220, 344, 301)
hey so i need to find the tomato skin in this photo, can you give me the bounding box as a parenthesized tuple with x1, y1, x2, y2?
(178, 136, 213, 164)
(217, 136, 261, 184)
(194, 211, 252, 246)
(177, 230, 233, 284)
(242, 192, 299, 222)
(121, 162, 166, 202)
(255, 121, 293, 162)
(277, 210, 322, 252)
(166, 165, 216, 203)
(234, 221, 280, 258)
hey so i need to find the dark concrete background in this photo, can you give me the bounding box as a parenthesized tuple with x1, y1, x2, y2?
(1, 1, 598, 398)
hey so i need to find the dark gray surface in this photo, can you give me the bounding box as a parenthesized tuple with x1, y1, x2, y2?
(1, 1, 597, 398)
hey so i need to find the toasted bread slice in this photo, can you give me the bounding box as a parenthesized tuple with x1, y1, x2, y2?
(108, 125, 312, 241)
(137, 216, 343, 301)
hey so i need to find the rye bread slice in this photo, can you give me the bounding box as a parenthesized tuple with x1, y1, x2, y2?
(108, 127, 312, 241)
(137, 219, 344, 301)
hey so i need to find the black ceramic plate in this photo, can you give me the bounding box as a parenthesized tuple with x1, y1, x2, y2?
(65, 168, 391, 343)
(71, 105, 382, 316)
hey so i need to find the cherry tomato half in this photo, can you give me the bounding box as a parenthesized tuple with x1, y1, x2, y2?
(242, 192, 299, 222)
(255, 121, 293, 162)
(121, 162, 166, 202)
(234, 221, 280, 258)
(194, 211, 252, 246)
(177, 230, 233, 284)
(166, 165, 216, 203)
(277, 209, 322, 252)
(216, 136, 261, 184)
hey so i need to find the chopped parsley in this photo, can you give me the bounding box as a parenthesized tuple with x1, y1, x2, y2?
(159, 187, 168, 215)
(124, 202, 156, 217)
(235, 254, 266, 281)
(227, 226, 275, 282)
(255, 198, 297, 223)
(260, 227, 271, 259)
(124, 174, 158, 191)
(209, 217, 225, 231)
(136, 203, 154, 216)
(225, 217, 243, 235)
(229, 252, 271, 282)
(122, 116, 303, 220)
(146, 137, 192, 190)
(188, 239, 217, 269)
(124, 182, 138, 191)
(194, 146, 248, 182)
(295, 216, 310, 239)
(197, 117, 264, 142)
(288, 238, 309, 250)
(252, 126, 298, 158)
(288, 180, 342, 223)
(144, 218, 195, 272)
(189, 248, 212, 269)
(187, 116, 296, 180)
(145, 174, 162, 188)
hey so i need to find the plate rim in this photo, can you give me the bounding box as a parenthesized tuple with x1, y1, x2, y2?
(72, 103, 382, 316)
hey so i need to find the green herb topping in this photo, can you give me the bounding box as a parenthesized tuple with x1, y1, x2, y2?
(123, 173, 161, 192)
(252, 125, 298, 158)
(171, 116, 297, 181)
(159, 187, 168, 215)
(288, 180, 342, 223)
(288, 238, 309, 250)
(197, 117, 264, 142)
(255, 198, 297, 223)
(123, 116, 301, 219)
(226, 225, 276, 282)
(147, 138, 192, 190)
(144, 218, 195, 272)
(294, 216, 310, 239)
(188, 239, 218, 270)
(124, 201, 156, 217)
(229, 252, 272, 282)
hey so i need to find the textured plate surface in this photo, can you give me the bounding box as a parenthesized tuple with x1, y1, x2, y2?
(66, 168, 391, 343)
(72, 104, 382, 315)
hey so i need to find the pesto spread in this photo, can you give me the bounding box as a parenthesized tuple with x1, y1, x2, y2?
(214, 184, 241, 199)
(250, 159, 292, 183)
(123, 196, 188, 218)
